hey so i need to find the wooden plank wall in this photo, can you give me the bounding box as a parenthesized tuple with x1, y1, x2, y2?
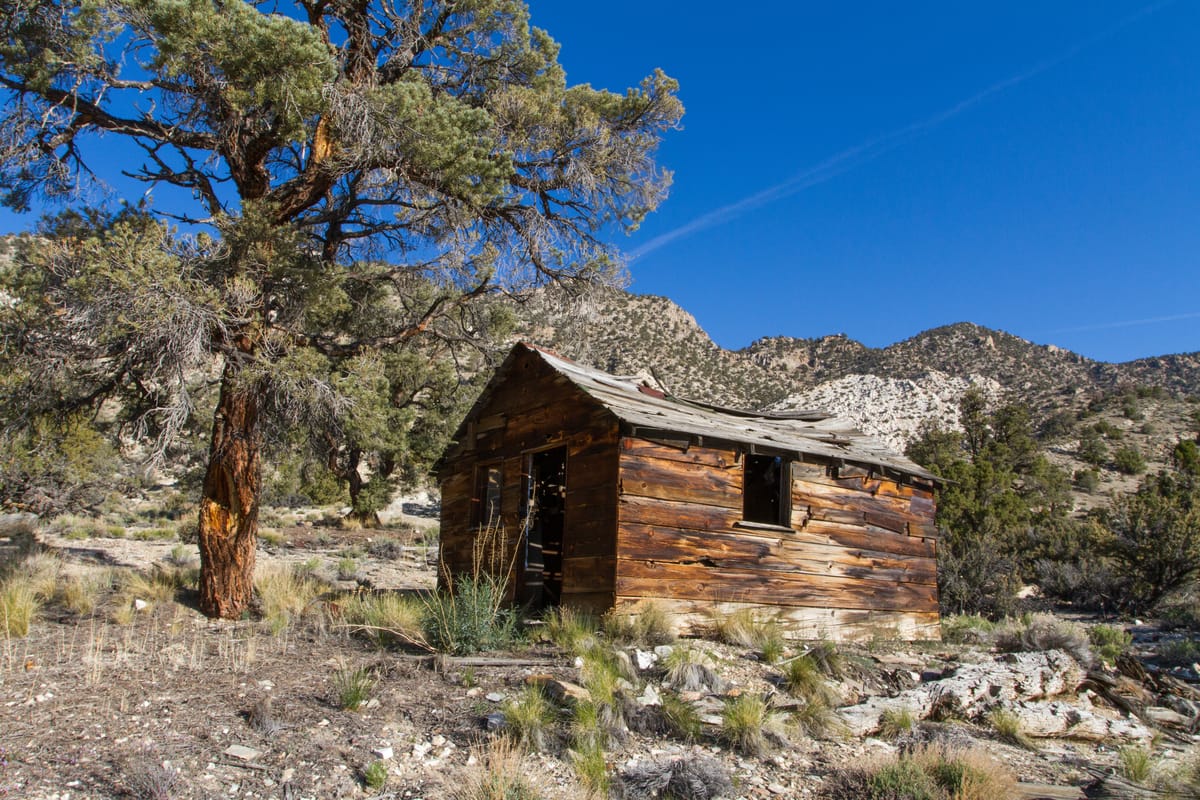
(438, 349, 619, 611)
(614, 439, 940, 641)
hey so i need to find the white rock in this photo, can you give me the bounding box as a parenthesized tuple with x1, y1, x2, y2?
(223, 744, 261, 761)
(637, 684, 662, 707)
(134, 599, 149, 612)
(634, 649, 658, 670)
(485, 692, 505, 702)
(373, 746, 394, 760)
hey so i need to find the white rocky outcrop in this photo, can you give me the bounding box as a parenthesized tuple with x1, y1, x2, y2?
(771, 371, 1004, 452)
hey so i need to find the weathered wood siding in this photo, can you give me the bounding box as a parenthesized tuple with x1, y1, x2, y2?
(614, 439, 940, 641)
(438, 349, 620, 611)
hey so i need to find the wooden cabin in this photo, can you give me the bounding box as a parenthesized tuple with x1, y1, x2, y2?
(437, 342, 942, 641)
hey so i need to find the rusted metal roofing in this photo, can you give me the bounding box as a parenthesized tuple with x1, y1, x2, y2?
(514, 343, 939, 482)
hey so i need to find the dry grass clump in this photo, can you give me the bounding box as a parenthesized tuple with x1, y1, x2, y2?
(544, 606, 600, 654)
(781, 651, 841, 709)
(617, 756, 733, 800)
(340, 591, 427, 648)
(452, 738, 557, 800)
(821, 744, 1015, 800)
(112, 566, 191, 622)
(721, 693, 787, 755)
(994, 613, 1091, 664)
(332, 662, 376, 711)
(255, 564, 323, 634)
(986, 707, 1037, 750)
(710, 607, 787, 662)
(56, 571, 111, 616)
(663, 645, 726, 694)
(0, 580, 39, 637)
(504, 685, 559, 753)
(878, 706, 919, 739)
(602, 601, 675, 647)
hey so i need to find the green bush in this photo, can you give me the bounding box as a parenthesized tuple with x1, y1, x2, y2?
(1114, 446, 1146, 475)
(1088, 624, 1132, 665)
(422, 575, 520, 654)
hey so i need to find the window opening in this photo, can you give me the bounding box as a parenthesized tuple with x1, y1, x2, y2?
(473, 465, 502, 527)
(743, 453, 789, 526)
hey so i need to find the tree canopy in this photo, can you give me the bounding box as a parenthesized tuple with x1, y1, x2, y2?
(0, 0, 682, 617)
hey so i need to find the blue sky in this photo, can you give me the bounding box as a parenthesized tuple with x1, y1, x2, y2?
(531, 1, 1200, 363)
(1, 1, 1196, 364)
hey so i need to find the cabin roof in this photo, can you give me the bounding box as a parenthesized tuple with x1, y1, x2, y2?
(452, 342, 939, 483)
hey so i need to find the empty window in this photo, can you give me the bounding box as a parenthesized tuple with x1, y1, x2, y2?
(743, 454, 790, 526)
(473, 465, 503, 526)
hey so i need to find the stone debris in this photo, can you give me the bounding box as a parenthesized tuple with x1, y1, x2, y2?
(223, 744, 262, 761)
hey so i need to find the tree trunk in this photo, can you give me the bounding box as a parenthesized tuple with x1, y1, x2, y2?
(198, 364, 262, 619)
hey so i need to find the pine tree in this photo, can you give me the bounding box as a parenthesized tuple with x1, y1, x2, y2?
(0, 0, 682, 617)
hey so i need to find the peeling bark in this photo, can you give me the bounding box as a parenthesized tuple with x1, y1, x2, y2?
(198, 364, 262, 619)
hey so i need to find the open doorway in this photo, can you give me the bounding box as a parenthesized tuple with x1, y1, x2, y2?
(522, 446, 566, 608)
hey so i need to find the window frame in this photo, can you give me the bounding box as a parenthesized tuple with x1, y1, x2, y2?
(741, 451, 792, 529)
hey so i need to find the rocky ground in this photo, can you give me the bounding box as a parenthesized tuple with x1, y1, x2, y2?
(3, 513, 1200, 800)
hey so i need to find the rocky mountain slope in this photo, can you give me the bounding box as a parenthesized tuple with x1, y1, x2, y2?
(511, 287, 1200, 504)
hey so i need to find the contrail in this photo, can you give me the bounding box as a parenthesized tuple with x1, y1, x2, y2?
(629, 1, 1175, 262)
(1048, 311, 1200, 334)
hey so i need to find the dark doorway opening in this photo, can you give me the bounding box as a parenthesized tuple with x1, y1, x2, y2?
(523, 446, 567, 608)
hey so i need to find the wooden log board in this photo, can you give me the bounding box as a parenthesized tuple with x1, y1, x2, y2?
(619, 494, 743, 531)
(615, 559, 938, 613)
(562, 556, 616, 594)
(619, 453, 742, 509)
(619, 437, 739, 469)
(616, 522, 937, 585)
(610, 596, 941, 642)
(620, 495, 935, 560)
(792, 481, 930, 532)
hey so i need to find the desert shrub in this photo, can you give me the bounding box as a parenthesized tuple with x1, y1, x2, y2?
(422, 575, 520, 654)
(1152, 638, 1200, 668)
(602, 601, 675, 647)
(503, 686, 558, 753)
(617, 756, 733, 800)
(939, 614, 995, 645)
(1114, 446, 1147, 475)
(363, 759, 388, 790)
(1074, 469, 1100, 493)
(1078, 428, 1108, 467)
(175, 518, 198, 544)
(721, 694, 785, 755)
(131, 526, 176, 541)
(994, 614, 1091, 664)
(336, 556, 359, 580)
(367, 537, 405, 560)
(1033, 518, 1122, 610)
(332, 663, 376, 711)
(255, 565, 323, 634)
(123, 752, 181, 800)
(792, 695, 841, 740)
(1089, 624, 1133, 665)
